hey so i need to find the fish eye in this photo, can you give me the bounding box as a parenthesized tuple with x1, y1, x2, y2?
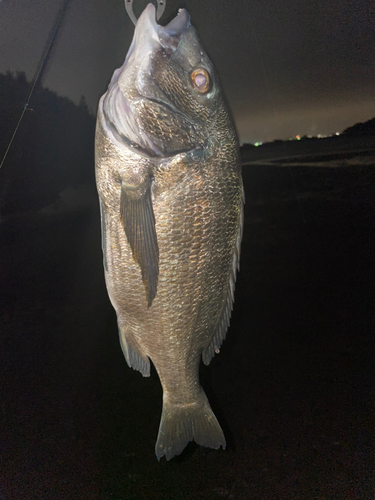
(190, 68, 211, 94)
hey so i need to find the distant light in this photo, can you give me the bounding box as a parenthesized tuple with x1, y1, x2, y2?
(335, 132, 340, 135)
(254, 142, 262, 147)
(296, 135, 301, 140)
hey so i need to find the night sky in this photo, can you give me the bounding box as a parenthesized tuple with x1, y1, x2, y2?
(0, 0, 374, 143)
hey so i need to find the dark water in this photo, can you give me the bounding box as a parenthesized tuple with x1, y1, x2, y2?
(1, 160, 374, 499)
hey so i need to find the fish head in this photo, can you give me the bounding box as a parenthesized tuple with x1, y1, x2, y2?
(102, 3, 230, 158)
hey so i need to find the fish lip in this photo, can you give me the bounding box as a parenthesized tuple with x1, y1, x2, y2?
(157, 8, 191, 55)
(141, 3, 190, 37)
(124, 4, 190, 64)
(162, 7, 190, 36)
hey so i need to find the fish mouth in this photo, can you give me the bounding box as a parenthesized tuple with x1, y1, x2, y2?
(102, 4, 194, 157)
(163, 6, 191, 35)
(107, 4, 190, 90)
(125, 4, 191, 63)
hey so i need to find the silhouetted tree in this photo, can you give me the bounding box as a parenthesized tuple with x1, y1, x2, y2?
(342, 118, 375, 136)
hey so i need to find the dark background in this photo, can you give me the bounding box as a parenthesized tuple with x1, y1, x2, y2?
(0, 72, 374, 497)
(1, 0, 375, 496)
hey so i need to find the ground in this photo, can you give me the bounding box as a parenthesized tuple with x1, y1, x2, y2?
(0, 148, 374, 499)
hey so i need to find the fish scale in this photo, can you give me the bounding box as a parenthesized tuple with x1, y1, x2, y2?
(95, 3, 243, 460)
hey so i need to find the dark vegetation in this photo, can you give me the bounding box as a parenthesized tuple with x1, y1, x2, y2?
(0, 72, 95, 215)
(342, 117, 375, 136)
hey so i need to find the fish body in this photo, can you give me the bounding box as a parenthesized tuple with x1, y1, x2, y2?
(95, 3, 243, 460)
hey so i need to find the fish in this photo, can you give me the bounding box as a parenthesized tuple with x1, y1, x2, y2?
(95, 3, 244, 461)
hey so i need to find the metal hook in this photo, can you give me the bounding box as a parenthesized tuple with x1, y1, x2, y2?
(124, 0, 166, 26)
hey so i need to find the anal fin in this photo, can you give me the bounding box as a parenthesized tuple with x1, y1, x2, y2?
(118, 325, 150, 377)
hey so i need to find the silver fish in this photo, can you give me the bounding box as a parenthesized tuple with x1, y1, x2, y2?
(95, 3, 244, 460)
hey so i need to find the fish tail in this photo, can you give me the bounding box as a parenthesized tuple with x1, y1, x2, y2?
(155, 389, 226, 461)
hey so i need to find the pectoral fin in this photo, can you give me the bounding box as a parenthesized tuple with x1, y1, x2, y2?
(120, 179, 159, 307)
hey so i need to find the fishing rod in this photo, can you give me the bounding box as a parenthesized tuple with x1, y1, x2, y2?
(0, 0, 72, 171)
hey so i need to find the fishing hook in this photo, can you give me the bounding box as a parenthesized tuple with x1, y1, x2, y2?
(125, 0, 166, 26)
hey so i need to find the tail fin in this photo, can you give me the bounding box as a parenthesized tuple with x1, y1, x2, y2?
(155, 390, 226, 461)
